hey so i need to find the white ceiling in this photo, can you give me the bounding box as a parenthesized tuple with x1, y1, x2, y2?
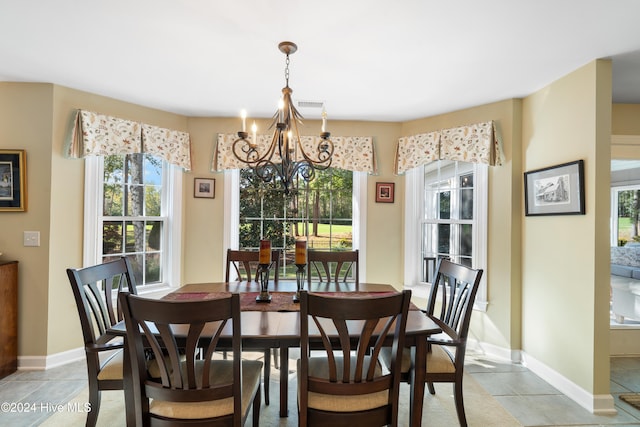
(1, 0, 639, 122)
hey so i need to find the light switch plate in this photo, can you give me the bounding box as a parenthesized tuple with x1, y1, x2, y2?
(24, 231, 40, 247)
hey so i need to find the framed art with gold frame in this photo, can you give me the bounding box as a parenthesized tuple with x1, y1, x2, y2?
(0, 149, 27, 212)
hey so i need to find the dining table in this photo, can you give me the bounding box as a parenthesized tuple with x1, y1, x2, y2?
(110, 281, 440, 427)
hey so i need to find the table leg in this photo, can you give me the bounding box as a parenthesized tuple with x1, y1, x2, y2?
(122, 341, 136, 426)
(264, 349, 271, 405)
(410, 339, 426, 427)
(279, 346, 289, 417)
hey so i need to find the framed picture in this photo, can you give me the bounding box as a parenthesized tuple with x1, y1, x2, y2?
(194, 178, 215, 199)
(376, 182, 395, 203)
(0, 149, 27, 212)
(524, 160, 585, 216)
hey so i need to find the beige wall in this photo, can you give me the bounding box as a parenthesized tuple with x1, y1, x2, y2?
(0, 83, 54, 356)
(182, 117, 404, 287)
(0, 82, 190, 357)
(0, 59, 618, 405)
(521, 60, 612, 395)
(612, 104, 640, 134)
(0, 85, 407, 358)
(611, 104, 640, 160)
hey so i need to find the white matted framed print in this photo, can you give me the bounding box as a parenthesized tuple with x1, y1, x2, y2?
(194, 178, 215, 199)
(524, 160, 585, 216)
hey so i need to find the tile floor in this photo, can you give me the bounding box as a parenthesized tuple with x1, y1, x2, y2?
(2, 353, 640, 426)
(466, 353, 640, 426)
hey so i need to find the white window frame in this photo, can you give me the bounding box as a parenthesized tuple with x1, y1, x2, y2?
(610, 185, 640, 247)
(223, 169, 367, 282)
(403, 162, 488, 311)
(83, 156, 183, 293)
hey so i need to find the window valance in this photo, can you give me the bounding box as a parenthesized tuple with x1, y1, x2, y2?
(213, 133, 377, 174)
(394, 120, 503, 174)
(67, 110, 192, 170)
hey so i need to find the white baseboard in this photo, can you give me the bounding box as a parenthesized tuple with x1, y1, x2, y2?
(18, 347, 84, 371)
(520, 352, 616, 415)
(469, 339, 616, 415)
(468, 339, 522, 364)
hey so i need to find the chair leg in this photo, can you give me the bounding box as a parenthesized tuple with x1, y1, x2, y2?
(252, 384, 261, 427)
(427, 381, 436, 395)
(273, 348, 279, 369)
(86, 386, 100, 427)
(263, 349, 270, 405)
(453, 380, 468, 427)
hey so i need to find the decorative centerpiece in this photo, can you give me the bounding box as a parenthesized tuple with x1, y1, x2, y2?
(293, 240, 307, 302)
(256, 239, 272, 303)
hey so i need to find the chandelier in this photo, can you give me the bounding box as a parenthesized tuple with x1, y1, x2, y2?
(233, 41, 334, 195)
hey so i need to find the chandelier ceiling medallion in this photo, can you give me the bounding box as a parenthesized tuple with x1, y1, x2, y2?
(233, 41, 334, 195)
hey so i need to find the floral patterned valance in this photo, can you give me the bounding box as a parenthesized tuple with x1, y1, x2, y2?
(394, 131, 440, 175)
(141, 124, 191, 170)
(213, 133, 377, 174)
(67, 110, 192, 170)
(395, 120, 504, 174)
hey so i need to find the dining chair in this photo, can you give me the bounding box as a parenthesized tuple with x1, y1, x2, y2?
(118, 291, 263, 427)
(225, 248, 281, 283)
(224, 247, 281, 405)
(298, 289, 411, 427)
(381, 259, 483, 427)
(306, 249, 359, 286)
(66, 256, 138, 427)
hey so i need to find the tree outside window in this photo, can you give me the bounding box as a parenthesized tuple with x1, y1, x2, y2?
(239, 168, 353, 278)
(616, 188, 640, 246)
(102, 153, 164, 287)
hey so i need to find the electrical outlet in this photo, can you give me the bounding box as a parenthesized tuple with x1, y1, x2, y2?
(24, 231, 40, 247)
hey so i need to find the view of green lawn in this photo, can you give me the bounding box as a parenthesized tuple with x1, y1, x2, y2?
(294, 222, 353, 250)
(618, 217, 638, 244)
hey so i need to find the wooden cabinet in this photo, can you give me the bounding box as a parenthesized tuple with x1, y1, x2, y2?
(0, 260, 18, 379)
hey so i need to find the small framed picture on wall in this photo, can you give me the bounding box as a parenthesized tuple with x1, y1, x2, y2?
(375, 182, 394, 203)
(524, 160, 584, 216)
(0, 149, 27, 212)
(194, 178, 215, 199)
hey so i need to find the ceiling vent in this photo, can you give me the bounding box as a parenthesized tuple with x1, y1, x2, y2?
(297, 100, 324, 109)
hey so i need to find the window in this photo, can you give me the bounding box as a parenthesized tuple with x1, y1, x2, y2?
(238, 168, 354, 279)
(84, 154, 183, 291)
(224, 168, 367, 281)
(423, 161, 475, 268)
(611, 185, 640, 247)
(404, 160, 487, 309)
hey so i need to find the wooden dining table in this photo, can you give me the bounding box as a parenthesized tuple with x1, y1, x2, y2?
(110, 281, 440, 427)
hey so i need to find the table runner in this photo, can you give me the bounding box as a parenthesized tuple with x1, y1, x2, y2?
(163, 291, 418, 312)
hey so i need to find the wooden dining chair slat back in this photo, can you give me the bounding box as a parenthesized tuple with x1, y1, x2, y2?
(224, 248, 281, 405)
(424, 259, 482, 427)
(298, 289, 411, 427)
(66, 256, 137, 427)
(306, 249, 359, 286)
(119, 292, 263, 427)
(381, 259, 482, 427)
(225, 248, 281, 283)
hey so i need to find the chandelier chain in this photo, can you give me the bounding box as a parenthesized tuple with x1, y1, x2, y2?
(284, 54, 290, 87)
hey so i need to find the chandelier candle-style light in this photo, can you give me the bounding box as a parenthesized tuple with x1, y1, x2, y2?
(233, 41, 334, 195)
